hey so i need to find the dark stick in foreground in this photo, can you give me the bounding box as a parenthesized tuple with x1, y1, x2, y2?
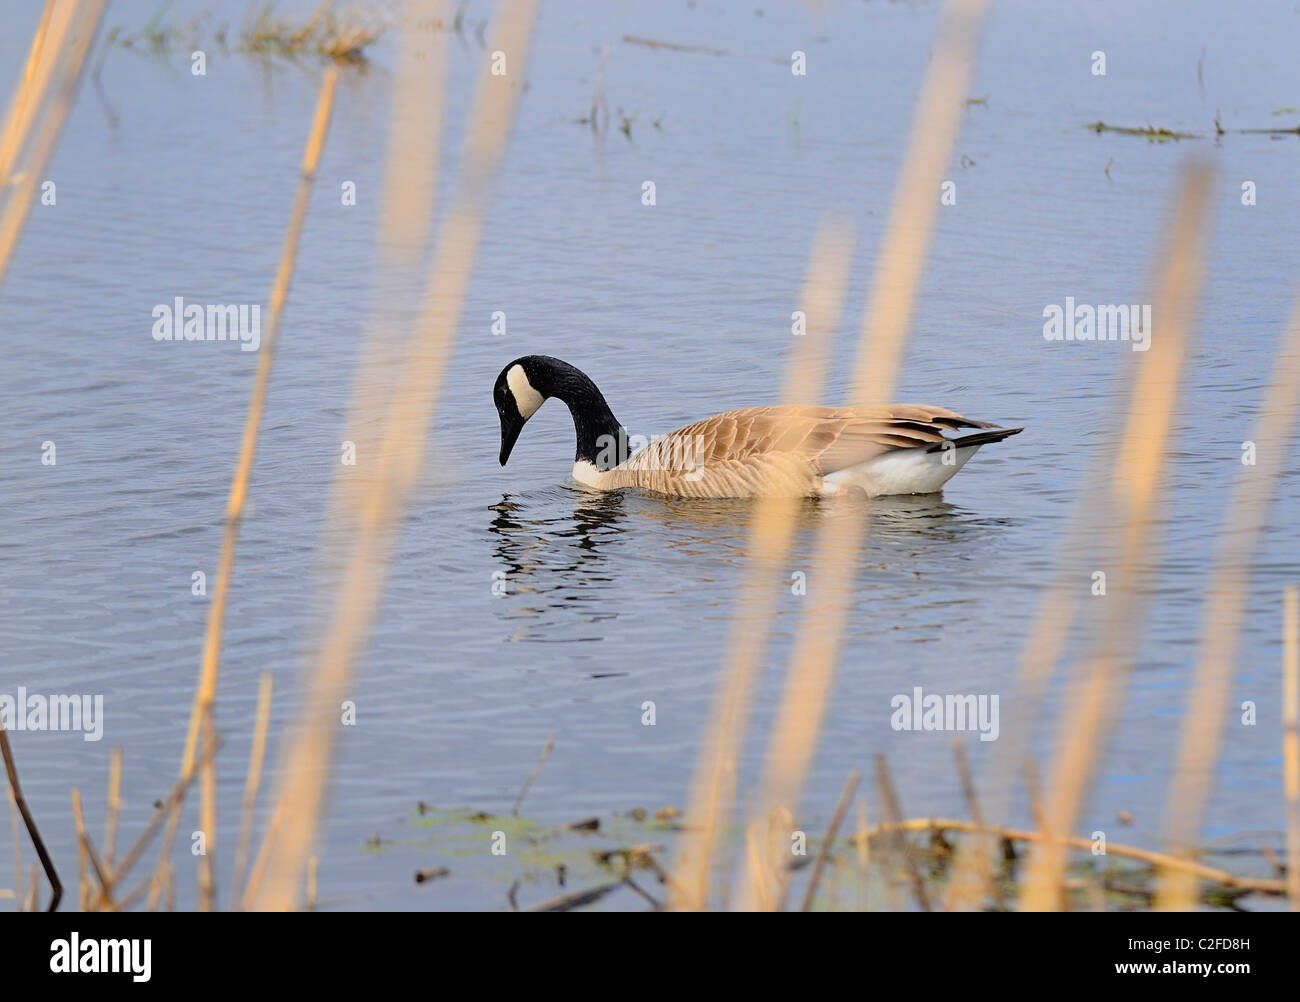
(0, 727, 61, 912)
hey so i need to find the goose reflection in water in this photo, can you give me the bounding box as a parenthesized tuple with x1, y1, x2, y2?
(486, 488, 1004, 604)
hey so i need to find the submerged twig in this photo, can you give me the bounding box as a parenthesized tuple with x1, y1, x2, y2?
(1, 728, 61, 911)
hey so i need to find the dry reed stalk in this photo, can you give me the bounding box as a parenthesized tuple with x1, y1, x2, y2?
(7, 786, 21, 911)
(1019, 162, 1213, 912)
(1156, 302, 1300, 909)
(799, 770, 860, 911)
(0, 0, 55, 182)
(671, 220, 855, 910)
(25, 864, 38, 912)
(230, 672, 273, 905)
(1284, 586, 1299, 910)
(876, 754, 931, 911)
(945, 167, 1210, 909)
(170, 65, 337, 912)
(0, 0, 105, 290)
(70, 788, 110, 908)
(240, 797, 284, 911)
(854, 796, 870, 907)
(868, 818, 1285, 896)
(88, 757, 203, 910)
(329, 0, 450, 532)
(307, 855, 318, 910)
(103, 746, 122, 870)
(250, 0, 539, 911)
(735, 0, 991, 912)
(1, 728, 61, 911)
(77, 809, 87, 910)
(953, 742, 1003, 909)
(198, 707, 216, 910)
(162, 860, 175, 912)
(512, 733, 555, 816)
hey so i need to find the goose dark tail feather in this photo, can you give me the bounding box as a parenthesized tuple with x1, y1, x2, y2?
(925, 426, 1024, 453)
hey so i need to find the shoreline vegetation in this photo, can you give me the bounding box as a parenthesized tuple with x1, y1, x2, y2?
(1, 0, 1297, 914)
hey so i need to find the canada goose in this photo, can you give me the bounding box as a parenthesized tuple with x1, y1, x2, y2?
(494, 355, 1022, 499)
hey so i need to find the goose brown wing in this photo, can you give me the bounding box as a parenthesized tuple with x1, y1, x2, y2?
(611, 405, 1000, 497)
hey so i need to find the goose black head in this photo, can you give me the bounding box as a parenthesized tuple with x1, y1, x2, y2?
(494, 355, 627, 469)
(494, 356, 548, 466)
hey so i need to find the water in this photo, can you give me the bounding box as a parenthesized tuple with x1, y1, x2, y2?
(1, 0, 1297, 911)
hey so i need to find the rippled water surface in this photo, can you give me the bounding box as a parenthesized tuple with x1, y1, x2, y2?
(2, 0, 1298, 910)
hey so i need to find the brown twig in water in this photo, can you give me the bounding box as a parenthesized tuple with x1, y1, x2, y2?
(799, 770, 860, 912)
(512, 733, 554, 817)
(875, 755, 930, 911)
(1, 728, 61, 911)
(7, 785, 21, 911)
(524, 880, 623, 912)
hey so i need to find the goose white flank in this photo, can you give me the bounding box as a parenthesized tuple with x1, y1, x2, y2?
(494, 355, 1023, 499)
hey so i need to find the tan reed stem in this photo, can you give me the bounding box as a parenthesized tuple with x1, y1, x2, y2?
(736, 0, 991, 912)
(250, 0, 539, 911)
(0, 0, 105, 290)
(1020, 162, 1213, 911)
(103, 746, 122, 870)
(172, 66, 338, 912)
(1156, 279, 1300, 910)
(230, 672, 273, 905)
(1284, 585, 1299, 910)
(671, 220, 855, 910)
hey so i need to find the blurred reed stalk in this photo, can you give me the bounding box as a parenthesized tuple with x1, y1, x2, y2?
(251, 0, 539, 911)
(734, 0, 991, 912)
(7, 787, 20, 908)
(230, 672, 274, 905)
(1284, 586, 1299, 910)
(1018, 162, 1213, 911)
(1156, 290, 1300, 910)
(671, 219, 856, 910)
(329, 0, 450, 533)
(103, 747, 122, 871)
(0, 0, 105, 290)
(170, 65, 338, 914)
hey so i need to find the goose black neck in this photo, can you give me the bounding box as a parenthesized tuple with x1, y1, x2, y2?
(530, 357, 627, 468)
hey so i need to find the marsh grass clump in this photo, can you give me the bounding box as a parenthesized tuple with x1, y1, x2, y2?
(113, 1, 390, 65)
(1086, 120, 1200, 142)
(241, 1, 389, 63)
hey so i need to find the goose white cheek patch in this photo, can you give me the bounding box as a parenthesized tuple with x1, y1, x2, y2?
(507, 364, 544, 419)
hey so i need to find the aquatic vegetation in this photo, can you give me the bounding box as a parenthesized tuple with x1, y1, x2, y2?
(111, 0, 391, 65)
(1085, 120, 1200, 142)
